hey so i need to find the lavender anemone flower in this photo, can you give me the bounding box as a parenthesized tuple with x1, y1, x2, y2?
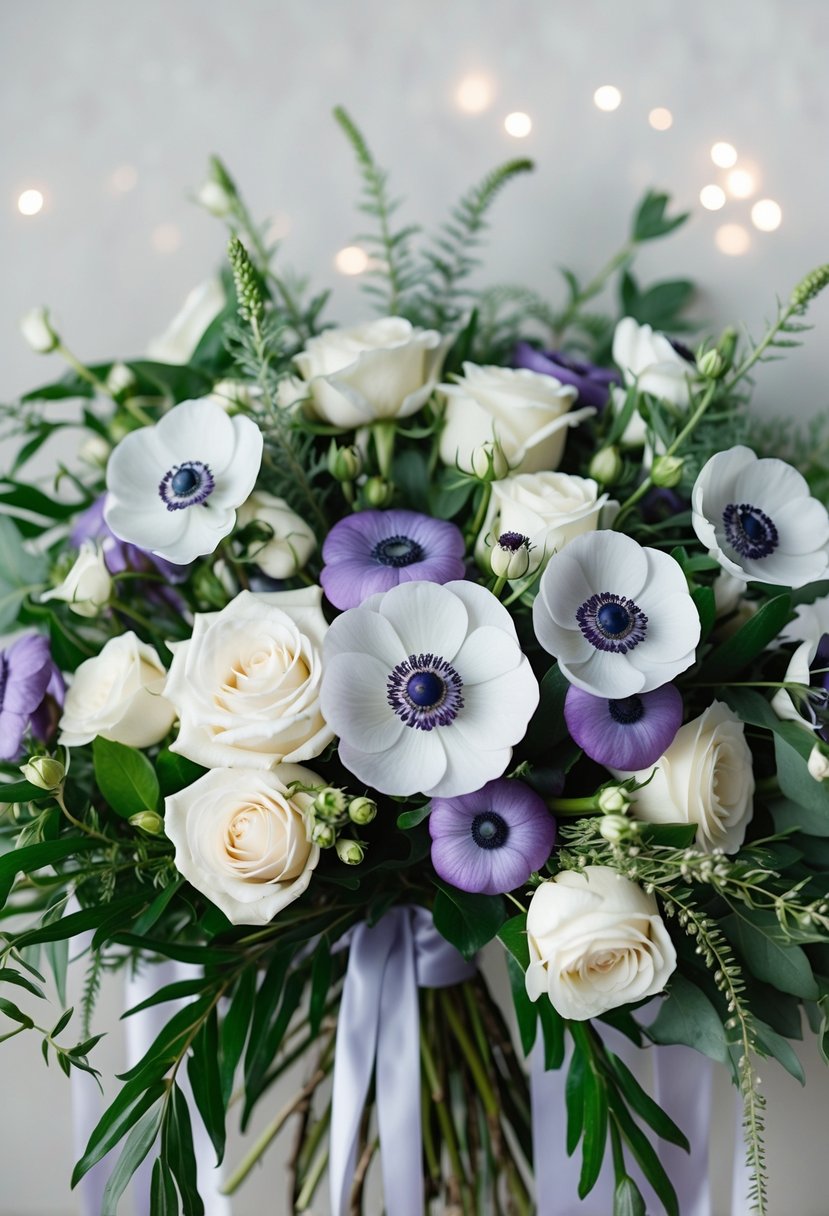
(0, 635, 65, 762)
(564, 682, 683, 770)
(320, 509, 466, 610)
(513, 342, 619, 412)
(71, 496, 189, 584)
(429, 778, 556, 895)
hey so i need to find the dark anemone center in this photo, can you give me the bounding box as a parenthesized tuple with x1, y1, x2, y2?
(722, 502, 778, 560)
(498, 531, 528, 552)
(597, 602, 631, 638)
(171, 466, 199, 495)
(406, 671, 444, 708)
(471, 811, 509, 850)
(372, 534, 424, 568)
(608, 695, 645, 725)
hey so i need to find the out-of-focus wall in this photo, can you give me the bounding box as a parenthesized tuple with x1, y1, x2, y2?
(2, 2, 829, 1213)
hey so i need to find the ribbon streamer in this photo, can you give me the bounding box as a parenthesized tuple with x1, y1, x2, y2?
(329, 905, 475, 1216)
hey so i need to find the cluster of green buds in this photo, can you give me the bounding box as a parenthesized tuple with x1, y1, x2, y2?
(227, 236, 264, 326)
(696, 327, 737, 380)
(308, 786, 376, 864)
(327, 441, 363, 484)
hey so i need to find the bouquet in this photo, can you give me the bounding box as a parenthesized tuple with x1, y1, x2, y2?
(2, 107, 829, 1216)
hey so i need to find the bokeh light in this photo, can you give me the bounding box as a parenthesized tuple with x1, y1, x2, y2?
(504, 111, 532, 138)
(17, 189, 44, 216)
(751, 199, 782, 232)
(335, 245, 369, 275)
(715, 224, 751, 256)
(700, 184, 726, 211)
(593, 85, 622, 112)
(648, 107, 673, 131)
(711, 141, 738, 168)
(455, 74, 494, 114)
(726, 168, 756, 199)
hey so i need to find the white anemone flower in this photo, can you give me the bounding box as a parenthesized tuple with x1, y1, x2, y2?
(692, 446, 829, 588)
(772, 593, 829, 731)
(532, 530, 700, 699)
(320, 580, 540, 798)
(104, 398, 263, 565)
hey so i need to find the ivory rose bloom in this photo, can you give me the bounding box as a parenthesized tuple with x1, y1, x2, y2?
(475, 472, 610, 575)
(439, 363, 594, 475)
(525, 866, 677, 1020)
(236, 491, 316, 579)
(42, 543, 112, 618)
(165, 587, 333, 769)
(58, 632, 175, 749)
(612, 701, 755, 853)
(293, 317, 450, 429)
(164, 764, 321, 924)
(612, 317, 695, 446)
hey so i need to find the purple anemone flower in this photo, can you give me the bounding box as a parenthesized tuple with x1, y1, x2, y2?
(0, 635, 65, 762)
(564, 682, 683, 770)
(429, 778, 556, 895)
(513, 342, 619, 412)
(321, 509, 466, 610)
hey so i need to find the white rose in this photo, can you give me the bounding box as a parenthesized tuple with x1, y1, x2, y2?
(164, 764, 321, 924)
(146, 279, 225, 364)
(236, 491, 316, 579)
(612, 318, 695, 446)
(612, 701, 755, 854)
(475, 472, 610, 575)
(164, 587, 333, 769)
(20, 306, 58, 354)
(293, 317, 450, 428)
(58, 632, 175, 749)
(42, 543, 112, 618)
(772, 594, 829, 730)
(439, 363, 593, 476)
(525, 866, 677, 1020)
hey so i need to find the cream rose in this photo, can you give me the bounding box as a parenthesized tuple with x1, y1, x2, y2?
(42, 543, 112, 618)
(612, 317, 695, 446)
(525, 866, 677, 1020)
(293, 317, 450, 429)
(164, 587, 333, 769)
(612, 701, 755, 853)
(58, 632, 175, 749)
(164, 764, 321, 924)
(439, 363, 593, 475)
(146, 278, 225, 364)
(236, 491, 316, 579)
(475, 472, 610, 574)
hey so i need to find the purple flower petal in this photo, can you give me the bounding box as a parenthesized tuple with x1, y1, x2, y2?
(0, 634, 63, 757)
(564, 682, 683, 770)
(513, 342, 619, 411)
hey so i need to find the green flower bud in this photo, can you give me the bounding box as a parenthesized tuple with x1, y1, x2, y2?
(364, 476, 394, 508)
(589, 446, 622, 486)
(311, 821, 337, 848)
(490, 533, 532, 580)
(20, 756, 65, 791)
(336, 838, 365, 865)
(313, 787, 347, 821)
(327, 441, 363, 482)
(715, 327, 738, 371)
(651, 455, 684, 488)
(227, 237, 264, 325)
(470, 441, 509, 482)
(597, 785, 631, 814)
(348, 796, 377, 825)
(790, 264, 829, 309)
(129, 810, 165, 835)
(696, 348, 725, 380)
(598, 813, 632, 843)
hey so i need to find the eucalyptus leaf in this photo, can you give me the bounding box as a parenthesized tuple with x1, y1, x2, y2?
(100, 1100, 165, 1215)
(432, 880, 505, 961)
(725, 914, 819, 1000)
(647, 974, 729, 1063)
(93, 737, 160, 818)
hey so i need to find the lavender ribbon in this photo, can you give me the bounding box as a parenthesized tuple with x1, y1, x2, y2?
(329, 906, 475, 1216)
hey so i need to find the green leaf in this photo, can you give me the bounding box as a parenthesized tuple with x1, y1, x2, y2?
(725, 914, 819, 999)
(0, 838, 96, 906)
(754, 1019, 805, 1084)
(0, 967, 45, 999)
(636, 822, 698, 849)
(187, 1010, 226, 1165)
(93, 737, 160, 818)
(0, 778, 53, 804)
(497, 912, 530, 969)
(505, 953, 538, 1056)
(697, 593, 792, 682)
(309, 941, 332, 1039)
(119, 995, 215, 1086)
(428, 468, 475, 520)
(0, 516, 48, 630)
(156, 750, 207, 797)
(632, 190, 689, 242)
(621, 277, 695, 330)
(565, 1039, 587, 1155)
(523, 663, 571, 755)
(614, 1176, 647, 1216)
(773, 736, 829, 827)
(606, 1053, 689, 1148)
(396, 803, 432, 830)
(123, 978, 211, 1019)
(691, 585, 717, 643)
(220, 968, 255, 1107)
(607, 1088, 679, 1216)
(538, 999, 565, 1070)
(163, 1084, 204, 1216)
(100, 1100, 164, 1215)
(150, 1158, 180, 1216)
(647, 974, 729, 1063)
(243, 967, 307, 1124)
(0, 996, 34, 1028)
(131, 878, 185, 937)
(12, 894, 146, 951)
(432, 880, 506, 961)
(578, 1065, 608, 1198)
(72, 1081, 166, 1187)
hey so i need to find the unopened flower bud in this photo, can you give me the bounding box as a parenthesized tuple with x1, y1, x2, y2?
(41, 544, 112, 618)
(491, 532, 532, 580)
(313, 787, 347, 821)
(106, 362, 137, 395)
(348, 796, 377, 825)
(470, 441, 509, 482)
(328, 441, 362, 482)
(696, 348, 725, 380)
(651, 455, 684, 488)
(79, 434, 111, 467)
(589, 446, 622, 486)
(336, 838, 365, 865)
(364, 476, 394, 508)
(808, 744, 829, 783)
(129, 810, 164, 835)
(20, 756, 65, 791)
(791, 264, 829, 309)
(20, 306, 59, 354)
(597, 785, 631, 814)
(311, 821, 337, 848)
(598, 813, 631, 843)
(715, 327, 738, 372)
(197, 179, 234, 218)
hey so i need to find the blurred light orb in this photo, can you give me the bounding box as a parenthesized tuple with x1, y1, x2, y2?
(151, 223, 182, 253)
(335, 245, 369, 275)
(751, 199, 782, 232)
(648, 107, 673, 131)
(504, 111, 532, 138)
(17, 189, 44, 216)
(715, 224, 751, 256)
(711, 141, 738, 168)
(110, 165, 138, 194)
(593, 85, 622, 112)
(455, 74, 494, 114)
(726, 168, 756, 199)
(700, 184, 726, 211)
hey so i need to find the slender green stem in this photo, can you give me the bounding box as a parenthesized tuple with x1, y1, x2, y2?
(609, 1116, 626, 1179)
(547, 795, 600, 816)
(490, 574, 507, 599)
(372, 421, 397, 480)
(419, 1023, 469, 1202)
(440, 991, 499, 1117)
(729, 302, 797, 386)
(295, 1144, 329, 1211)
(554, 240, 634, 339)
(465, 481, 492, 548)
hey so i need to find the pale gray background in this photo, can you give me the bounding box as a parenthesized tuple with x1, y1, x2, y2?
(2, 1, 829, 1213)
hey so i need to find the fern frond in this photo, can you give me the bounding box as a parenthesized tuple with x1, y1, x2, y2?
(80, 950, 104, 1040)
